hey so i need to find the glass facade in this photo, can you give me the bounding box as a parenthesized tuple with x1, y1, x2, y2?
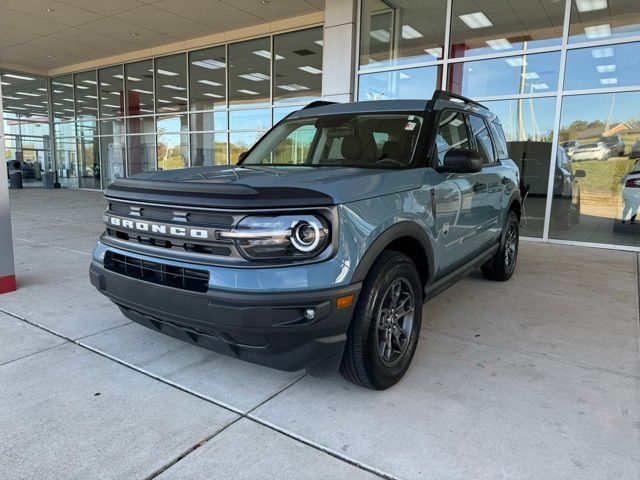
(19, 26, 321, 190)
(358, 0, 640, 250)
(1, 73, 52, 187)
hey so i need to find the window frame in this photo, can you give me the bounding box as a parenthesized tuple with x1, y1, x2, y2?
(428, 108, 473, 169)
(467, 112, 499, 166)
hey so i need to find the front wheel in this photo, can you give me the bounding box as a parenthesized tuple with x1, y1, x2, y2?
(340, 251, 422, 390)
(481, 210, 519, 281)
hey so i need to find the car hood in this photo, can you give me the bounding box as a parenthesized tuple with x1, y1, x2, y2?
(106, 165, 422, 208)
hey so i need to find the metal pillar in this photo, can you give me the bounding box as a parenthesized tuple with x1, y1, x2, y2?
(322, 0, 358, 103)
(0, 79, 17, 293)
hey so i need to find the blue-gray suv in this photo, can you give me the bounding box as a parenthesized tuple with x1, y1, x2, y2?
(90, 90, 521, 389)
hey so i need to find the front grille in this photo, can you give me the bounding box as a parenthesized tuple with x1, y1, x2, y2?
(104, 252, 209, 293)
(108, 201, 234, 226)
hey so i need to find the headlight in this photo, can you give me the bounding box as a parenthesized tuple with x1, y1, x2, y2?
(218, 214, 330, 261)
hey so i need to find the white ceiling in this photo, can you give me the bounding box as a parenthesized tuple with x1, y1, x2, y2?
(0, 0, 324, 73)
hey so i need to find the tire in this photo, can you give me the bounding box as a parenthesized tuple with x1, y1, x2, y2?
(481, 210, 519, 281)
(339, 251, 423, 390)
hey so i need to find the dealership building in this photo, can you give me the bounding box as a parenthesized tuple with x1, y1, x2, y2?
(1, 0, 639, 251)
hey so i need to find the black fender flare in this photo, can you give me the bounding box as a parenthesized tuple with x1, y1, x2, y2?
(350, 221, 435, 285)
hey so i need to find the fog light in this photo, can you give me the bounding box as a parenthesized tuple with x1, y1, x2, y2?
(303, 308, 316, 321)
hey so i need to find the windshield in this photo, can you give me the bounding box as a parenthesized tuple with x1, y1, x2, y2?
(240, 113, 424, 168)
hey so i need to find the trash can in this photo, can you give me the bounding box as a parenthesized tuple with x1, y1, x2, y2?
(43, 172, 55, 189)
(9, 171, 23, 189)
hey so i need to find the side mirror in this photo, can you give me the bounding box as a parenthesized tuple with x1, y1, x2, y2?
(574, 169, 586, 178)
(237, 151, 248, 162)
(436, 149, 483, 174)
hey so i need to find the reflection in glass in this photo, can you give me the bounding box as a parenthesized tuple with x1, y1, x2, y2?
(229, 109, 271, 130)
(273, 27, 323, 104)
(550, 92, 640, 246)
(485, 98, 557, 237)
(157, 133, 189, 170)
(189, 46, 226, 111)
(358, 66, 440, 100)
(55, 137, 79, 188)
(450, 0, 564, 58)
(125, 60, 154, 116)
(100, 118, 124, 137)
(190, 111, 227, 131)
(74, 70, 98, 119)
(569, 0, 640, 44)
(229, 131, 264, 163)
(273, 106, 299, 124)
(101, 136, 126, 186)
(1, 73, 49, 119)
(157, 114, 188, 133)
(99, 65, 124, 118)
(51, 74, 75, 121)
(155, 53, 187, 113)
(127, 135, 156, 175)
(564, 42, 640, 91)
(229, 38, 271, 107)
(359, 0, 446, 69)
(448, 52, 560, 98)
(78, 136, 100, 189)
(191, 133, 228, 166)
(127, 116, 155, 135)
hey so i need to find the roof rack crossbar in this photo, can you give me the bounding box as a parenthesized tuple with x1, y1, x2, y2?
(430, 90, 488, 110)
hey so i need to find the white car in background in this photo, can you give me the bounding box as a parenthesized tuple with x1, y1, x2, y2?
(571, 142, 610, 161)
(621, 160, 640, 223)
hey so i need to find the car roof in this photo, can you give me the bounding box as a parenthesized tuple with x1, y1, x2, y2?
(287, 97, 498, 123)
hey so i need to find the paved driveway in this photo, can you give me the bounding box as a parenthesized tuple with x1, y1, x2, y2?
(2, 189, 639, 480)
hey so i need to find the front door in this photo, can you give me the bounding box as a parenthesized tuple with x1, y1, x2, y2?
(430, 111, 488, 274)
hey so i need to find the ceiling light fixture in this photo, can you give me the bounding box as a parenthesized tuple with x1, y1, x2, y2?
(505, 57, 526, 67)
(401, 25, 423, 39)
(16, 91, 40, 97)
(596, 64, 616, 73)
(162, 84, 186, 90)
(523, 72, 540, 79)
(575, 0, 608, 12)
(459, 12, 493, 29)
(237, 89, 259, 95)
(277, 84, 310, 91)
(45, 8, 54, 12)
(369, 29, 391, 43)
(486, 38, 512, 50)
(600, 77, 618, 85)
(252, 50, 284, 60)
(192, 59, 226, 70)
(399, 73, 411, 79)
(238, 73, 269, 81)
(531, 82, 549, 90)
(424, 47, 443, 58)
(298, 65, 322, 74)
(4, 73, 35, 81)
(591, 47, 614, 58)
(203, 93, 223, 98)
(156, 69, 178, 76)
(585, 24, 611, 40)
(314, 40, 324, 47)
(198, 79, 222, 86)
(132, 88, 153, 94)
(171, 96, 188, 101)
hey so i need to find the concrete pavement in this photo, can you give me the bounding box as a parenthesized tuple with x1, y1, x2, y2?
(1, 188, 639, 480)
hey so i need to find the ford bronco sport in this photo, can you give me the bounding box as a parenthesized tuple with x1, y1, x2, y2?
(90, 90, 521, 390)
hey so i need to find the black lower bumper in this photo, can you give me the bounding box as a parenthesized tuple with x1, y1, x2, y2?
(89, 261, 360, 371)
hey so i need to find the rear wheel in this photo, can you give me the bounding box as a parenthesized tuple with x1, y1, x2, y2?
(340, 251, 422, 390)
(481, 210, 519, 281)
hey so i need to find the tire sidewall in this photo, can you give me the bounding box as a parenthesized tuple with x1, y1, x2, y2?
(363, 256, 423, 389)
(502, 210, 519, 276)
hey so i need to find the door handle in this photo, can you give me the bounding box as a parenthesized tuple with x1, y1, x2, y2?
(473, 182, 486, 192)
(501, 177, 510, 185)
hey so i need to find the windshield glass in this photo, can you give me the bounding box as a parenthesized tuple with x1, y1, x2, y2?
(240, 113, 424, 168)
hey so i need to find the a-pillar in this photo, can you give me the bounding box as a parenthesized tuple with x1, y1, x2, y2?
(0, 79, 16, 293)
(322, 0, 358, 103)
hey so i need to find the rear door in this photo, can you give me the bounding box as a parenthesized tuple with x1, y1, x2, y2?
(431, 110, 488, 272)
(468, 114, 503, 245)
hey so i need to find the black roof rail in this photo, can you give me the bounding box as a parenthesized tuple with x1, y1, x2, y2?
(430, 89, 488, 110)
(301, 100, 338, 110)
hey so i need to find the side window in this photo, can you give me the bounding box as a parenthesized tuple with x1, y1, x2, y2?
(434, 111, 470, 165)
(469, 115, 496, 165)
(489, 122, 508, 159)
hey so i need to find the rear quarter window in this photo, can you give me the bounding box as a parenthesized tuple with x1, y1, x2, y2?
(490, 122, 509, 159)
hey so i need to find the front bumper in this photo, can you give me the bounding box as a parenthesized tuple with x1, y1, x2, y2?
(89, 260, 361, 371)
